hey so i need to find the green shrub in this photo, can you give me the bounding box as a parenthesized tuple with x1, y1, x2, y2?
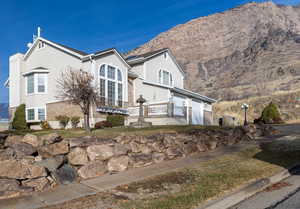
(71, 116, 80, 129)
(12, 104, 28, 130)
(260, 102, 284, 124)
(40, 121, 52, 130)
(55, 115, 70, 129)
(107, 115, 125, 127)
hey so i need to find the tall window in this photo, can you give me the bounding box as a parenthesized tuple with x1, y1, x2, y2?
(159, 70, 173, 86)
(27, 107, 46, 121)
(99, 64, 123, 107)
(26, 73, 47, 94)
(27, 109, 35, 121)
(38, 108, 46, 121)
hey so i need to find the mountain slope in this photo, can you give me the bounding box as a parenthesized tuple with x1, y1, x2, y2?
(128, 2, 300, 100)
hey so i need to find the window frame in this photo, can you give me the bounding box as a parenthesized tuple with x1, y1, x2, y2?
(98, 64, 124, 107)
(159, 69, 173, 86)
(25, 73, 48, 95)
(26, 107, 47, 122)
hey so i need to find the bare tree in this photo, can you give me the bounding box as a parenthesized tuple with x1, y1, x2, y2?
(57, 68, 99, 132)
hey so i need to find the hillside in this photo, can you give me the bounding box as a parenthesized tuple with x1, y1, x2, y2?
(128, 2, 300, 101)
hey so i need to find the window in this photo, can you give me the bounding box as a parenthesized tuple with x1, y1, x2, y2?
(27, 109, 35, 121)
(38, 41, 45, 49)
(38, 108, 46, 120)
(159, 70, 173, 86)
(26, 73, 47, 94)
(37, 74, 46, 93)
(98, 65, 124, 107)
(27, 74, 34, 94)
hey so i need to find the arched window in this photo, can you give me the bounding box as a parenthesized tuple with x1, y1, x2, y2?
(98, 64, 123, 107)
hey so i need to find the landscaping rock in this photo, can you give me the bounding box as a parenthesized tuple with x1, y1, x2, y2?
(40, 133, 62, 145)
(166, 147, 182, 159)
(151, 141, 165, 152)
(182, 141, 198, 154)
(36, 157, 64, 173)
(108, 156, 129, 172)
(87, 145, 114, 161)
(5, 135, 22, 147)
(78, 161, 107, 179)
(68, 147, 89, 166)
(163, 135, 176, 147)
(0, 179, 20, 192)
(0, 148, 15, 161)
(114, 144, 130, 156)
(129, 141, 140, 153)
(9, 142, 36, 158)
(205, 139, 218, 150)
(0, 134, 8, 146)
(152, 153, 166, 163)
(38, 141, 69, 158)
(140, 144, 152, 154)
(22, 134, 40, 147)
(0, 159, 47, 179)
(22, 177, 50, 191)
(130, 154, 152, 168)
(54, 164, 77, 184)
(196, 142, 207, 152)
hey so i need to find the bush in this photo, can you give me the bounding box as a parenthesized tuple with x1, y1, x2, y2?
(71, 116, 80, 129)
(12, 104, 28, 130)
(258, 102, 284, 124)
(107, 115, 125, 127)
(40, 121, 52, 130)
(55, 115, 70, 129)
(94, 121, 113, 129)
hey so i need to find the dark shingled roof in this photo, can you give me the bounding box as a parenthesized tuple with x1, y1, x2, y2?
(126, 48, 168, 61)
(51, 40, 88, 56)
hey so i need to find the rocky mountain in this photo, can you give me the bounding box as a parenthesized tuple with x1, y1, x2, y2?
(128, 2, 300, 101)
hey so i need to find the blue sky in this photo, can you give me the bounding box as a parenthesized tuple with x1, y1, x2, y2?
(0, 0, 299, 103)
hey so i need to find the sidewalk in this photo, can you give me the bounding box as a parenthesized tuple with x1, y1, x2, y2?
(0, 143, 255, 209)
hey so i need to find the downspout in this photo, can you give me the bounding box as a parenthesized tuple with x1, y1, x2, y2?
(89, 55, 96, 127)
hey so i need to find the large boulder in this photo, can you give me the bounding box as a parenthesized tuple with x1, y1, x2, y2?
(40, 133, 62, 145)
(129, 141, 140, 153)
(152, 153, 166, 164)
(9, 142, 36, 158)
(86, 145, 114, 161)
(205, 139, 218, 150)
(68, 147, 89, 166)
(196, 142, 207, 152)
(78, 161, 107, 179)
(107, 156, 129, 172)
(0, 179, 29, 199)
(0, 134, 8, 147)
(22, 177, 50, 192)
(151, 141, 165, 152)
(36, 157, 64, 173)
(5, 135, 23, 147)
(53, 164, 77, 184)
(166, 147, 182, 159)
(0, 148, 16, 161)
(38, 141, 69, 158)
(140, 144, 152, 155)
(130, 154, 152, 168)
(22, 134, 40, 147)
(114, 144, 130, 156)
(0, 159, 47, 179)
(182, 141, 198, 155)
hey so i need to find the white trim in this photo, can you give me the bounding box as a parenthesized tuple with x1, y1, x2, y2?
(22, 69, 49, 76)
(25, 73, 48, 96)
(25, 106, 47, 122)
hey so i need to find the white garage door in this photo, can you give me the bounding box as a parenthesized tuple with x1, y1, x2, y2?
(192, 100, 204, 125)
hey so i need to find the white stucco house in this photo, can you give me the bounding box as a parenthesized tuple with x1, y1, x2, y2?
(5, 34, 216, 129)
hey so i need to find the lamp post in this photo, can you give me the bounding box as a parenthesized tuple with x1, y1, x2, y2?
(241, 103, 249, 126)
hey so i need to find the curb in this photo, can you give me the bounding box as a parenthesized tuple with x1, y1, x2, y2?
(198, 163, 300, 209)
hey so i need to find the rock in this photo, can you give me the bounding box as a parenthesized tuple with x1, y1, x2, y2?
(129, 141, 140, 153)
(53, 164, 77, 184)
(196, 142, 207, 152)
(0, 179, 20, 192)
(5, 135, 22, 147)
(40, 133, 62, 145)
(78, 161, 107, 179)
(0, 159, 46, 179)
(87, 145, 114, 161)
(163, 135, 176, 147)
(152, 153, 166, 163)
(38, 141, 69, 158)
(68, 147, 89, 166)
(22, 134, 40, 147)
(36, 157, 64, 172)
(114, 144, 130, 156)
(0, 134, 8, 146)
(130, 154, 152, 168)
(9, 142, 37, 158)
(182, 141, 198, 154)
(0, 148, 15, 161)
(22, 177, 50, 191)
(69, 137, 115, 148)
(107, 156, 129, 172)
(166, 147, 182, 159)
(205, 138, 218, 150)
(140, 144, 152, 155)
(151, 141, 165, 152)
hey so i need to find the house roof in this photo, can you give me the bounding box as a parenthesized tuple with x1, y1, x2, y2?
(50, 40, 88, 56)
(126, 48, 168, 61)
(172, 87, 217, 103)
